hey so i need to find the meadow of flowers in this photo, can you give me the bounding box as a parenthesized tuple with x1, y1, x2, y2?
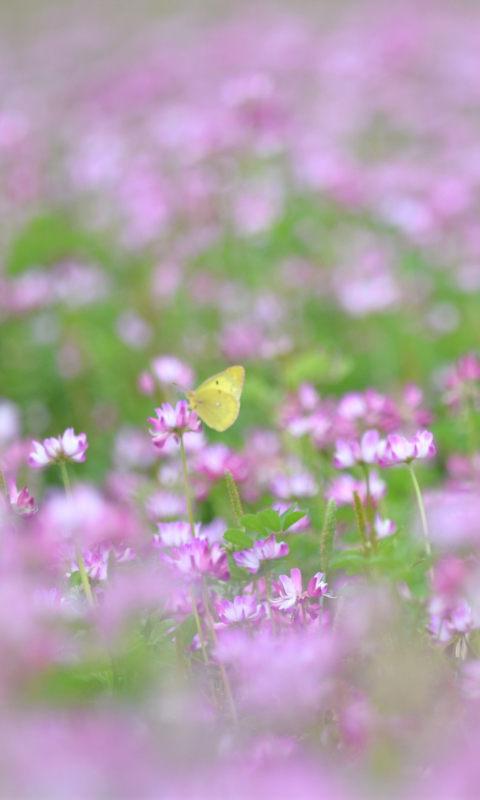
(2, 1, 480, 797)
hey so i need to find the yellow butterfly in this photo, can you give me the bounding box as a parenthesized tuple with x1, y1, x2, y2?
(186, 366, 245, 432)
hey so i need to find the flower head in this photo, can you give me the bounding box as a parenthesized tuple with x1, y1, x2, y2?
(154, 520, 201, 548)
(160, 538, 229, 582)
(374, 514, 397, 539)
(28, 428, 88, 468)
(379, 430, 435, 466)
(8, 482, 37, 517)
(271, 568, 328, 611)
(148, 401, 201, 449)
(214, 595, 265, 626)
(333, 429, 382, 469)
(233, 535, 289, 574)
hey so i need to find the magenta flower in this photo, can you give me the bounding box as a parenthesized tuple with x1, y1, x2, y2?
(28, 428, 88, 468)
(151, 355, 195, 389)
(379, 430, 435, 466)
(154, 520, 201, 548)
(374, 515, 397, 539)
(271, 568, 328, 610)
(8, 482, 37, 517)
(233, 535, 289, 574)
(326, 471, 386, 507)
(333, 429, 382, 469)
(148, 400, 201, 448)
(214, 595, 265, 626)
(160, 538, 229, 582)
(270, 471, 318, 499)
(428, 597, 475, 644)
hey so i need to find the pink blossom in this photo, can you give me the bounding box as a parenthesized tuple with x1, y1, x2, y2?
(74, 543, 136, 582)
(233, 535, 289, 574)
(214, 595, 265, 625)
(8, 482, 37, 518)
(28, 429, 88, 468)
(374, 515, 397, 539)
(428, 596, 475, 643)
(194, 443, 248, 483)
(148, 401, 201, 448)
(379, 430, 435, 466)
(154, 521, 200, 548)
(160, 539, 229, 582)
(326, 471, 386, 507)
(270, 471, 318, 499)
(333, 429, 382, 469)
(151, 355, 195, 389)
(272, 568, 327, 611)
(145, 491, 187, 521)
(137, 371, 155, 396)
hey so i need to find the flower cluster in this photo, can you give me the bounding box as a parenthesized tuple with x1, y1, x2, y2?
(29, 429, 88, 468)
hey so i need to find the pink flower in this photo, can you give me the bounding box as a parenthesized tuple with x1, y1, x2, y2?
(270, 471, 318, 499)
(214, 595, 265, 625)
(379, 430, 435, 466)
(28, 428, 88, 468)
(194, 443, 248, 483)
(151, 355, 195, 389)
(333, 430, 382, 469)
(148, 401, 201, 448)
(233, 535, 289, 574)
(160, 538, 229, 582)
(154, 520, 200, 547)
(74, 543, 136, 581)
(137, 371, 155, 396)
(272, 568, 327, 610)
(428, 597, 475, 644)
(8, 482, 37, 517)
(326, 471, 386, 507)
(374, 515, 397, 539)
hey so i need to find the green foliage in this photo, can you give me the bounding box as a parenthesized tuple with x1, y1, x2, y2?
(319, 499, 337, 573)
(224, 530, 255, 549)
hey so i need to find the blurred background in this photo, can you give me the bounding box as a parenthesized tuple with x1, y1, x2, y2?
(0, 0, 479, 486)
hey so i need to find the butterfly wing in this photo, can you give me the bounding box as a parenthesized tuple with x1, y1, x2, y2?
(195, 366, 245, 401)
(191, 389, 240, 432)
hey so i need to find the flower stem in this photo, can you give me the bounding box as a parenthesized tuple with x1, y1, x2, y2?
(0, 467, 7, 499)
(201, 579, 238, 726)
(265, 571, 276, 636)
(362, 464, 378, 555)
(301, 603, 308, 632)
(59, 463, 96, 611)
(180, 435, 196, 538)
(189, 585, 209, 665)
(408, 463, 434, 583)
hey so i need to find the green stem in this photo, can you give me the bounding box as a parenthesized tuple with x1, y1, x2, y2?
(180, 435, 196, 537)
(201, 579, 238, 726)
(60, 463, 96, 611)
(0, 467, 7, 499)
(189, 585, 209, 665)
(408, 463, 434, 583)
(301, 603, 308, 632)
(362, 464, 378, 555)
(265, 571, 276, 636)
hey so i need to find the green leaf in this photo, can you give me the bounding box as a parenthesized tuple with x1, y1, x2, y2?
(279, 505, 297, 524)
(148, 619, 176, 645)
(67, 571, 82, 589)
(257, 509, 282, 532)
(175, 615, 197, 651)
(282, 510, 308, 531)
(241, 514, 268, 536)
(224, 529, 255, 549)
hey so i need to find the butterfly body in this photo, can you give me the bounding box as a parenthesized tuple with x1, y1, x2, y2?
(186, 366, 245, 431)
